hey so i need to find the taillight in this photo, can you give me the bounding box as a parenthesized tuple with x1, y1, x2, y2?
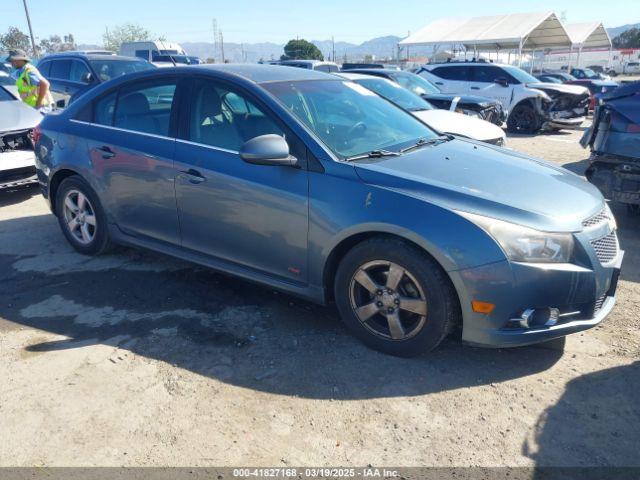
(627, 123, 640, 133)
(31, 125, 42, 144)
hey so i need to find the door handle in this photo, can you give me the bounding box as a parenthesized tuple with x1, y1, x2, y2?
(96, 145, 115, 159)
(470, 86, 480, 90)
(435, 81, 443, 85)
(180, 168, 206, 184)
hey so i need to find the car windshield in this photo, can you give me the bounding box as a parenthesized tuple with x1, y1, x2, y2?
(582, 68, 598, 78)
(501, 66, 539, 84)
(89, 59, 155, 82)
(153, 55, 191, 64)
(0, 85, 15, 101)
(263, 80, 438, 159)
(389, 72, 440, 95)
(0, 73, 13, 87)
(355, 77, 433, 111)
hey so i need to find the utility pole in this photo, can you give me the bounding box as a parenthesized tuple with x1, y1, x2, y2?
(212, 19, 219, 62)
(22, 0, 38, 58)
(220, 31, 225, 63)
(332, 36, 335, 62)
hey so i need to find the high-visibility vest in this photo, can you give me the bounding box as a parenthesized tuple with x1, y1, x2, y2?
(16, 64, 53, 108)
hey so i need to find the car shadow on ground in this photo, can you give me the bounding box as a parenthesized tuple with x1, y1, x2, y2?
(0, 212, 566, 401)
(0, 184, 40, 208)
(523, 361, 640, 469)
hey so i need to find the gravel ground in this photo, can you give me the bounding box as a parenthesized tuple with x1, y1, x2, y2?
(0, 124, 638, 468)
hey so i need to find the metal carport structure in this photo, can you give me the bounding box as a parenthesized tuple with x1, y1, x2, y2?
(399, 12, 573, 66)
(564, 22, 612, 68)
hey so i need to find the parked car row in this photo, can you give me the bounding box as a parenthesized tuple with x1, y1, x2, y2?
(33, 64, 623, 357)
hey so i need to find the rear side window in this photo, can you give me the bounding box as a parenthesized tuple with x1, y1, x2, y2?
(113, 81, 177, 136)
(431, 66, 470, 81)
(93, 91, 117, 125)
(135, 50, 150, 60)
(50, 59, 71, 80)
(315, 64, 339, 73)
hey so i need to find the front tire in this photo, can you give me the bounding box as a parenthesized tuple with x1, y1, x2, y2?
(507, 103, 542, 134)
(56, 176, 112, 255)
(334, 237, 459, 357)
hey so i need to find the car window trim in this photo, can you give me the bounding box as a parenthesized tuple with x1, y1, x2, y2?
(69, 118, 176, 141)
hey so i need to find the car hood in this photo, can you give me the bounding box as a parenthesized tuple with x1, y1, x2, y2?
(412, 109, 504, 142)
(421, 93, 499, 108)
(527, 82, 589, 96)
(354, 139, 603, 232)
(0, 99, 42, 133)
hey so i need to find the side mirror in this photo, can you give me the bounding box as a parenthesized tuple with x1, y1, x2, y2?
(80, 72, 93, 84)
(494, 77, 509, 87)
(240, 134, 298, 167)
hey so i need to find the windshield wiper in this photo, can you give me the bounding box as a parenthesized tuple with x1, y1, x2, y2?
(399, 135, 451, 153)
(344, 149, 402, 162)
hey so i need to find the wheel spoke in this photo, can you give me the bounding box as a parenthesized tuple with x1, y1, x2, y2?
(84, 214, 96, 226)
(64, 196, 78, 213)
(77, 192, 86, 212)
(386, 263, 405, 290)
(399, 297, 427, 316)
(80, 224, 91, 243)
(355, 302, 380, 322)
(354, 269, 381, 294)
(67, 217, 79, 232)
(385, 311, 406, 340)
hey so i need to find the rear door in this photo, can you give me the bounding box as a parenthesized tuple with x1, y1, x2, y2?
(173, 77, 309, 283)
(78, 77, 181, 244)
(426, 65, 471, 94)
(467, 65, 515, 108)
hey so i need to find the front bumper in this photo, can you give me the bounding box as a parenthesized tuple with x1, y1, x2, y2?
(451, 238, 623, 348)
(545, 116, 586, 130)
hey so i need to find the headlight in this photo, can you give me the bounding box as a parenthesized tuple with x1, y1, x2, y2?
(457, 211, 574, 263)
(457, 108, 482, 119)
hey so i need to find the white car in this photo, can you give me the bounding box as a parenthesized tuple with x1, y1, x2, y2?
(0, 83, 42, 190)
(417, 62, 591, 134)
(338, 72, 506, 146)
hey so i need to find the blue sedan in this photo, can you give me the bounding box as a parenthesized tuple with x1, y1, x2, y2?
(33, 65, 623, 356)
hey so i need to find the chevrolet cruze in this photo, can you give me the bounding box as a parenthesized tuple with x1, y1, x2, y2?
(33, 65, 623, 356)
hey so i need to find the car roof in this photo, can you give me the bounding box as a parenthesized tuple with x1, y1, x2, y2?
(40, 53, 144, 62)
(336, 72, 381, 81)
(192, 64, 338, 83)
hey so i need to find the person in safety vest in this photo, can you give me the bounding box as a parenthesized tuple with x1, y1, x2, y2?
(8, 49, 54, 114)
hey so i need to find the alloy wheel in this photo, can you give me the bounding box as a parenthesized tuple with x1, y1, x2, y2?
(348, 260, 427, 341)
(62, 189, 97, 245)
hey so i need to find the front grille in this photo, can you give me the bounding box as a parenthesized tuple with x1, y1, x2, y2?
(594, 294, 607, 314)
(591, 231, 619, 264)
(582, 208, 610, 228)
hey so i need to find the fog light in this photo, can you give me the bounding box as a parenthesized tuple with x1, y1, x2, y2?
(509, 307, 560, 329)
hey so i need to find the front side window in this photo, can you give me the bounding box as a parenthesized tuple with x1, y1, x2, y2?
(113, 81, 177, 136)
(188, 79, 284, 151)
(93, 91, 117, 125)
(472, 66, 502, 83)
(263, 80, 438, 159)
(37, 61, 51, 77)
(135, 50, 150, 61)
(69, 60, 90, 83)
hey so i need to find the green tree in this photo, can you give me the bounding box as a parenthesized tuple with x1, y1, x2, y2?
(0, 26, 32, 56)
(103, 23, 152, 52)
(39, 34, 76, 55)
(613, 28, 640, 49)
(281, 39, 323, 61)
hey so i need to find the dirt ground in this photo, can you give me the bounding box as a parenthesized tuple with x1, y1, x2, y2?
(0, 124, 638, 468)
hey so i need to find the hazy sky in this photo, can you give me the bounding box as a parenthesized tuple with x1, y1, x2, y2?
(1, 0, 637, 46)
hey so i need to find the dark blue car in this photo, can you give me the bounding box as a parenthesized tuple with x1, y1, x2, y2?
(33, 65, 623, 356)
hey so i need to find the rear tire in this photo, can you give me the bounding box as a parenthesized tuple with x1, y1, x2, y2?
(334, 237, 460, 357)
(56, 176, 112, 255)
(507, 103, 542, 134)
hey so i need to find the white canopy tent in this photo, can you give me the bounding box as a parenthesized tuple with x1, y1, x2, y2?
(400, 12, 573, 66)
(564, 22, 612, 68)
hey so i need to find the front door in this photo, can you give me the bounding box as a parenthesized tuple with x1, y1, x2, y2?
(467, 66, 514, 108)
(174, 78, 309, 283)
(80, 78, 180, 244)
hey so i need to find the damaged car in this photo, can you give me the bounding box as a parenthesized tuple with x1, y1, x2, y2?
(581, 81, 640, 214)
(0, 84, 43, 190)
(345, 67, 506, 126)
(418, 62, 590, 134)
